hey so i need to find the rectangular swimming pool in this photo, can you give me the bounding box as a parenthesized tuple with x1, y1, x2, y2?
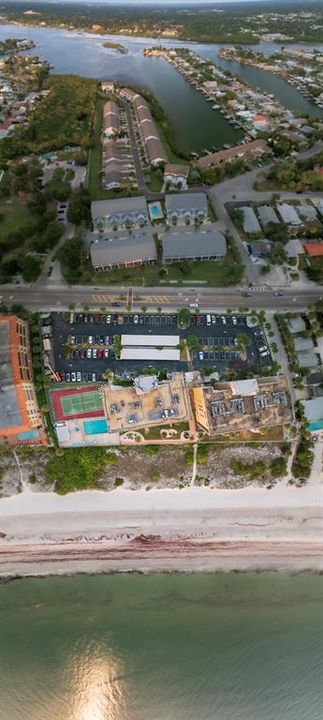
(83, 419, 109, 435)
(149, 201, 164, 221)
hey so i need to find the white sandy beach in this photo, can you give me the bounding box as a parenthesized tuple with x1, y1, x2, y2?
(0, 483, 323, 576)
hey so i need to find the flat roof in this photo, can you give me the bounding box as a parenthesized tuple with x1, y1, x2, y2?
(161, 230, 226, 259)
(120, 348, 180, 361)
(121, 334, 179, 346)
(302, 397, 323, 423)
(231, 379, 259, 396)
(0, 319, 22, 430)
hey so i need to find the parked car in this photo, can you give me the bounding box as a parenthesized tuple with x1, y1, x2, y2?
(104, 348, 109, 359)
(232, 316, 237, 325)
(87, 348, 92, 359)
(199, 351, 204, 361)
(88, 335, 93, 345)
(66, 372, 71, 382)
(134, 315, 139, 324)
(91, 373, 97, 382)
(106, 315, 111, 324)
(93, 348, 97, 359)
(71, 372, 76, 382)
(76, 371, 81, 382)
(105, 335, 110, 345)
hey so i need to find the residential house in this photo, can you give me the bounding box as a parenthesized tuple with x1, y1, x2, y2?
(103, 101, 120, 137)
(164, 164, 189, 189)
(197, 139, 269, 171)
(277, 204, 302, 226)
(241, 206, 262, 234)
(257, 205, 280, 226)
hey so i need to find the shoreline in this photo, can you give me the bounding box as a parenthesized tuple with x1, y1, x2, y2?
(0, 485, 322, 577)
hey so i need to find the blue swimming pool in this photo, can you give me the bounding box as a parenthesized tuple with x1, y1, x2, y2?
(149, 201, 163, 221)
(309, 420, 323, 432)
(83, 419, 109, 435)
(17, 430, 39, 440)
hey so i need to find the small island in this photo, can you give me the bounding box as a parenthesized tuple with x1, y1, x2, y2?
(0, 38, 36, 56)
(102, 40, 128, 54)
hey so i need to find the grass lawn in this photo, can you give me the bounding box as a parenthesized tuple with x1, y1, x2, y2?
(0, 200, 32, 234)
(91, 254, 243, 287)
(144, 421, 190, 440)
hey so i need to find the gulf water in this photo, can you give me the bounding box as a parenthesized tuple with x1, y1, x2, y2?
(0, 573, 322, 720)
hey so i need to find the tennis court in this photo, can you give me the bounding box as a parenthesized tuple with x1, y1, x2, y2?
(61, 391, 103, 417)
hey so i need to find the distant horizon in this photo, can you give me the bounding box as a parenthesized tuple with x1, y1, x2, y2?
(3, 0, 321, 5)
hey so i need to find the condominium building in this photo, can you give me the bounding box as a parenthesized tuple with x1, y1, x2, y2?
(0, 315, 46, 445)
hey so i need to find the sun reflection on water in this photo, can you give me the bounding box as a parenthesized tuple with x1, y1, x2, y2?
(68, 649, 128, 720)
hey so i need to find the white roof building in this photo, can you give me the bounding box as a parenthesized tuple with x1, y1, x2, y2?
(121, 334, 179, 347)
(120, 348, 180, 361)
(230, 379, 259, 396)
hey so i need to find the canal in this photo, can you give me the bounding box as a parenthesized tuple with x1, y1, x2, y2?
(0, 23, 322, 155)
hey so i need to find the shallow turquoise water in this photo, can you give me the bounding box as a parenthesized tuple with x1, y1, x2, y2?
(0, 573, 322, 720)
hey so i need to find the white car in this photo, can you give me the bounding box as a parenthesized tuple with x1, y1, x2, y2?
(88, 335, 93, 344)
(76, 371, 81, 382)
(221, 316, 226, 325)
(134, 314, 139, 324)
(71, 372, 76, 382)
(106, 315, 111, 324)
(199, 351, 204, 361)
(87, 348, 92, 359)
(232, 316, 237, 325)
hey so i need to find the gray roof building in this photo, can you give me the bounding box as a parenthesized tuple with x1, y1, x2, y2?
(241, 206, 262, 234)
(297, 351, 319, 369)
(165, 192, 208, 218)
(103, 100, 120, 136)
(296, 204, 317, 221)
(301, 397, 323, 428)
(91, 196, 148, 228)
(287, 317, 306, 334)
(89, 232, 156, 270)
(277, 203, 302, 226)
(294, 336, 315, 352)
(284, 238, 305, 258)
(257, 205, 280, 226)
(161, 229, 227, 262)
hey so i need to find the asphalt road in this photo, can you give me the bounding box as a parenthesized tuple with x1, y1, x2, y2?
(1, 284, 322, 312)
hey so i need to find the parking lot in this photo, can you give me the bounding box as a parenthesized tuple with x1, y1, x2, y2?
(49, 312, 272, 383)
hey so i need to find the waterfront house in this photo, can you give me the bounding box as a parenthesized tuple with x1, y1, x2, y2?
(197, 139, 269, 171)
